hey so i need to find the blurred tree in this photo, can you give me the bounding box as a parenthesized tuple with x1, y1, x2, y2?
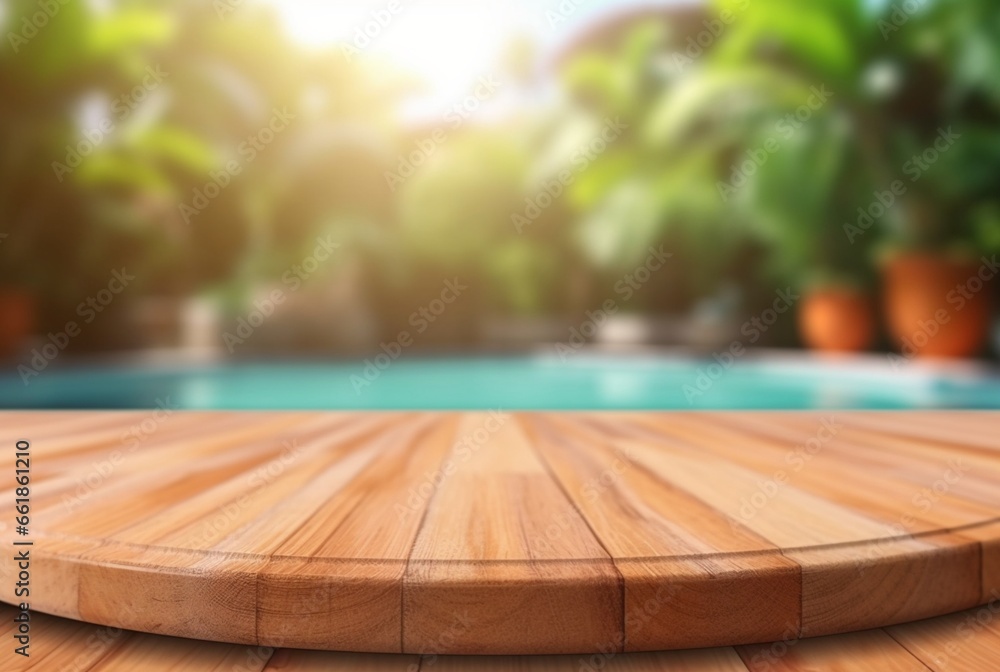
(548, 18, 761, 311)
(638, 0, 885, 289)
(0, 0, 411, 333)
(0, 0, 192, 346)
(639, 0, 1000, 279)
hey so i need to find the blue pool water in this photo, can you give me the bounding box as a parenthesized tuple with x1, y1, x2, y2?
(3, 354, 1000, 409)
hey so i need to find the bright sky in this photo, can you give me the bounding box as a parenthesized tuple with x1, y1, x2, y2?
(263, 0, 686, 109)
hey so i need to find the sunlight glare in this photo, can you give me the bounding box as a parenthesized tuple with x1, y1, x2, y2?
(266, 1, 528, 106)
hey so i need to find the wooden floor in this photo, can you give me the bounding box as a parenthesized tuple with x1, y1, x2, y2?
(1, 412, 998, 654)
(7, 601, 1000, 671)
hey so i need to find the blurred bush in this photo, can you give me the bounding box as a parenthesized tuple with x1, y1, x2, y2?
(0, 0, 998, 354)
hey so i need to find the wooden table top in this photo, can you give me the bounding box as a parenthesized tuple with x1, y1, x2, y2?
(7, 595, 1000, 670)
(2, 411, 998, 654)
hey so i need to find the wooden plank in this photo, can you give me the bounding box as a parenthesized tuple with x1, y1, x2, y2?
(886, 601, 1000, 672)
(402, 413, 623, 655)
(422, 648, 750, 671)
(525, 414, 800, 651)
(599, 413, 986, 636)
(75, 415, 421, 647)
(737, 629, 929, 671)
(255, 414, 458, 651)
(262, 650, 418, 672)
(8, 605, 133, 672)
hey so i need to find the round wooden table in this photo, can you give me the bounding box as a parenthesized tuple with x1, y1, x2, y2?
(3, 411, 998, 654)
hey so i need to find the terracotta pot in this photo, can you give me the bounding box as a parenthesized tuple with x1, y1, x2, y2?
(882, 253, 994, 358)
(798, 288, 876, 352)
(0, 289, 36, 358)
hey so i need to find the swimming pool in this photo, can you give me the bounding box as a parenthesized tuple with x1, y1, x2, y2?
(4, 353, 1000, 409)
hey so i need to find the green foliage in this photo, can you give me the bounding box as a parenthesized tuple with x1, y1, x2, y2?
(397, 131, 528, 271)
(557, 0, 1000, 290)
(0, 0, 406, 302)
(552, 19, 767, 301)
(485, 239, 562, 315)
(3, 0, 999, 324)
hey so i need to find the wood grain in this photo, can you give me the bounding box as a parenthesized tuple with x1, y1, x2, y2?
(402, 413, 621, 654)
(6, 601, 1000, 670)
(1, 411, 998, 654)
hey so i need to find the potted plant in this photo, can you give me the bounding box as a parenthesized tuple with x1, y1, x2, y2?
(612, 0, 1000, 355)
(595, 2, 887, 352)
(0, 236, 37, 359)
(729, 107, 880, 353)
(879, 201, 999, 359)
(797, 282, 876, 353)
(873, 0, 1000, 358)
